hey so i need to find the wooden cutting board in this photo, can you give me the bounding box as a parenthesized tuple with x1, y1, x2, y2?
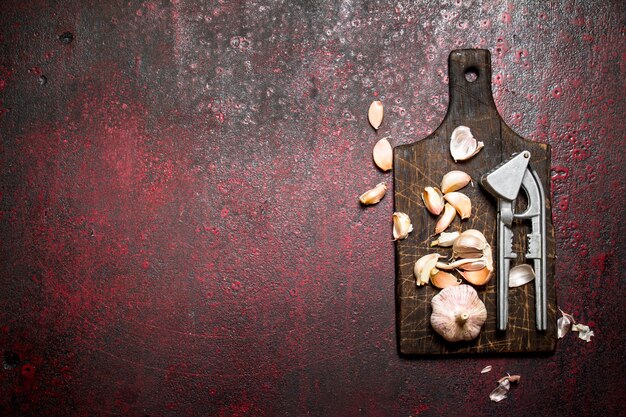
(393, 49, 557, 355)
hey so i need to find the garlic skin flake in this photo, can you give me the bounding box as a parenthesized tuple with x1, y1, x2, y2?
(509, 264, 535, 288)
(414, 254, 441, 286)
(392, 212, 413, 240)
(481, 365, 492, 374)
(441, 170, 471, 193)
(434, 203, 456, 234)
(368, 100, 384, 130)
(422, 187, 445, 215)
(444, 192, 471, 219)
(430, 284, 487, 342)
(431, 231, 460, 247)
(572, 324, 594, 342)
(372, 138, 393, 171)
(450, 126, 484, 162)
(359, 182, 387, 205)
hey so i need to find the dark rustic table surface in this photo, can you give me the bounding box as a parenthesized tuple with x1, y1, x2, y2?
(1, 1, 624, 416)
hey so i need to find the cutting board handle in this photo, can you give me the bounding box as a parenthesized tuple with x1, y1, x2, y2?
(444, 49, 499, 123)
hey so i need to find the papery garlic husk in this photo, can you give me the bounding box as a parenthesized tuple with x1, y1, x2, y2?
(459, 267, 492, 286)
(430, 284, 487, 342)
(372, 138, 393, 171)
(368, 100, 384, 129)
(431, 231, 460, 247)
(508, 264, 535, 288)
(453, 229, 488, 259)
(392, 212, 413, 240)
(441, 170, 472, 193)
(434, 203, 456, 234)
(571, 323, 594, 342)
(422, 186, 445, 215)
(359, 182, 387, 205)
(414, 254, 441, 286)
(450, 126, 484, 162)
(431, 270, 462, 289)
(489, 379, 511, 403)
(481, 365, 492, 374)
(444, 192, 471, 219)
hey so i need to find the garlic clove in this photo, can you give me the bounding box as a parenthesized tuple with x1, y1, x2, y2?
(372, 138, 393, 171)
(458, 259, 488, 271)
(359, 182, 387, 205)
(444, 192, 471, 219)
(459, 267, 492, 286)
(430, 270, 462, 289)
(557, 309, 576, 338)
(430, 284, 487, 342)
(430, 231, 460, 247)
(453, 229, 488, 259)
(441, 170, 472, 193)
(422, 186, 445, 215)
(481, 365, 492, 374)
(450, 126, 484, 162)
(508, 264, 535, 288)
(414, 253, 441, 286)
(434, 203, 456, 234)
(392, 212, 413, 240)
(368, 100, 384, 129)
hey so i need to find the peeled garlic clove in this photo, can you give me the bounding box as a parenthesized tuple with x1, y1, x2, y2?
(453, 229, 488, 259)
(450, 126, 484, 162)
(508, 264, 535, 288)
(431, 231, 460, 247)
(414, 253, 441, 286)
(392, 212, 413, 240)
(431, 270, 462, 289)
(459, 267, 492, 286)
(441, 170, 472, 193)
(372, 138, 393, 171)
(444, 192, 471, 219)
(359, 182, 387, 205)
(422, 187, 445, 215)
(368, 100, 384, 130)
(430, 284, 487, 342)
(434, 203, 456, 234)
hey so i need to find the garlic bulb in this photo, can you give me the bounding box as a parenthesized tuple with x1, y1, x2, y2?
(450, 126, 484, 162)
(430, 284, 487, 342)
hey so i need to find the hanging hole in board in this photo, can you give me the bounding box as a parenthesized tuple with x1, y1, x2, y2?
(464, 67, 478, 82)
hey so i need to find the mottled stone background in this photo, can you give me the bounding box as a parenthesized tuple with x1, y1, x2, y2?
(0, 1, 623, 416)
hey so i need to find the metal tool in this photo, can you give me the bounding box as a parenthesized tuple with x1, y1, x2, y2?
(480, 151, 547, 331)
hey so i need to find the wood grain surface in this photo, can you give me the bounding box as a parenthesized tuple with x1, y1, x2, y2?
(394, 50, 557, 355)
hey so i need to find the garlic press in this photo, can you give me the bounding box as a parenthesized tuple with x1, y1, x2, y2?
(480, 151, 547, 331)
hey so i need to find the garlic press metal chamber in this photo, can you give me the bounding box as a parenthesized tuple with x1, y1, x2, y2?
(480, 151, 548, 331)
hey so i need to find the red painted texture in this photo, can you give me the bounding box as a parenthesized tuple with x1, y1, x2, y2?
(0, 1, 624, 416)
